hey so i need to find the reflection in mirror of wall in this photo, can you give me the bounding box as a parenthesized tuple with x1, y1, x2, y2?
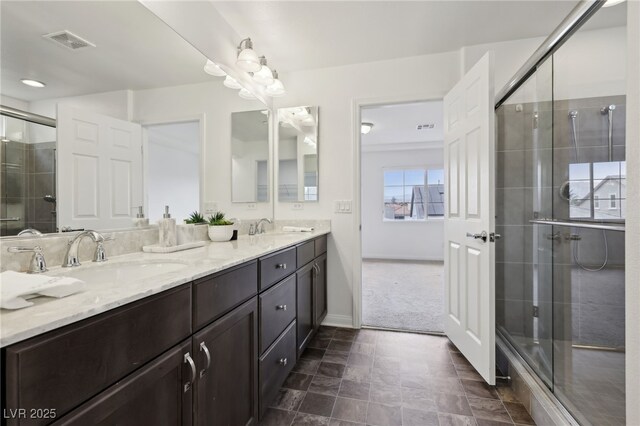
(278, 106, 319, 202)
(231, 110, 270, 203)
(0, 1, 269, 237)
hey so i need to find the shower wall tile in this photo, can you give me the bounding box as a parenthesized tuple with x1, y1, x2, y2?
(577, 302, 625, 348)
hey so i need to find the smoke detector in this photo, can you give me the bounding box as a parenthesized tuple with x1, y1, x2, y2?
(416, 124, 435, 130)
(43, 30, 96, 51)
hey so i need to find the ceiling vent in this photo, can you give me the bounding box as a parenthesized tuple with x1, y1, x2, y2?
(43, 30, 96, 51)
(416, 124, 435, 130)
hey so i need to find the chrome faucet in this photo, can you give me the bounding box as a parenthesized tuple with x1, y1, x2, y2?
(7, 246, 47, 273)
(17, 228, 43, 237)
(254, 218, 272, 235)
(63, 230, 110, 267)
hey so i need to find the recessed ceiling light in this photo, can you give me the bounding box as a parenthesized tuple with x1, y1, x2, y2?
(21, 79, 46, 88)
(361, 122, 374, 134)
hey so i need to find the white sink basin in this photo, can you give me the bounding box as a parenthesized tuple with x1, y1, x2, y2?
(48, 260, 190, 286)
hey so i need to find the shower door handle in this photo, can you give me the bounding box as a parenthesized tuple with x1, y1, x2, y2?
(466, 231, 487, 242)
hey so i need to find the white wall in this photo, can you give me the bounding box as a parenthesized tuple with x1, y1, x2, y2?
(361, 147, 444, 261)
(132, 81, 273, 221)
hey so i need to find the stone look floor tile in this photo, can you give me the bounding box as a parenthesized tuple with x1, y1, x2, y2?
(259, 327, 534, 426)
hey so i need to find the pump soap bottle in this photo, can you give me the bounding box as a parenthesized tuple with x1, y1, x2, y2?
(158, 205, 177, 247)
(132, 206, 149, 228)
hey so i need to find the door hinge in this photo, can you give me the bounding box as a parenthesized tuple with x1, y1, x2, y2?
(533, 306, 539, 318)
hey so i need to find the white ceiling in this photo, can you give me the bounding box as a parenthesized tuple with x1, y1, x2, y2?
(232, 110, 270, 142)
(212, 1, 626, 72)
(0, 1, 214, 101)
(361, 101, 443, 148)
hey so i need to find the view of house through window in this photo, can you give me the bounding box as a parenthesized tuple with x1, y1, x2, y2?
(383, 168, 444, 220)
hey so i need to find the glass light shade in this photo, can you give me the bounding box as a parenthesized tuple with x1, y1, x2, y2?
(203, 60, 226, 77)
(361, 123, 374, 134)
(238, 88, 257, 100)
(265, 79, 286, 97)
(236, 48, 261, 72)
(21, 79, 46, 88)
(223, 75, 242, 89)
(253, 65, 274, 86)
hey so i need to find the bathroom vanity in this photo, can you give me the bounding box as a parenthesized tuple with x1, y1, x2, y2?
(1, 232, 328, 425)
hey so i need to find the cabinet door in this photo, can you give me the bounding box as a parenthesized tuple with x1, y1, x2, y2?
(296, 263, 314, 356)
(52, 340, 193, 426)
(313, 253, 328, 329)
(193, 297, 258, 426)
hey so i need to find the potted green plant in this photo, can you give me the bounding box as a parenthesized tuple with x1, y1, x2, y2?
(207, 211, 234, 242)
(184, 211, 206, 225)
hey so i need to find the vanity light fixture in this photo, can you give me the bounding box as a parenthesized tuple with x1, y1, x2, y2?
(252, 57, 274, 86)
(204, 59, 226, 77)
(238, 88, 257, 100)
(361, 122, 374, 134)
(21, 79, 46, 88)
(266, 70, 286, 97)
(223, 75, 242, 89)
(236, 38, 261, 72)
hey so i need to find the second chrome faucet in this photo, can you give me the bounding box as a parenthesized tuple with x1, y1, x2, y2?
(63, 230, 111, 267)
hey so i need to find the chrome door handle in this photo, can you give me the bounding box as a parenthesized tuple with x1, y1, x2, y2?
(276, 304, 287, 311)
(184, 352, 196, 392)
(466, 231, 488, 242)
(199, 342, 211, 378)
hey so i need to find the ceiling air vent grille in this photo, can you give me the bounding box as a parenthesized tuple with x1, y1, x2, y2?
(416, 124, 435, 130)
(43, 30, 96, 51)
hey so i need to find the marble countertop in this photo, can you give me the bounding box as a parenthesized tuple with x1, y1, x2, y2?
(0, 230, 329, 348)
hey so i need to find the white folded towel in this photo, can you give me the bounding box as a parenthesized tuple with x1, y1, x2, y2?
(282, 226, 314, 233)
(0, 271, 86, 310)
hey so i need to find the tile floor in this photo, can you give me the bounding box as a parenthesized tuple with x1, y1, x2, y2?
(260, 327, 536, 426)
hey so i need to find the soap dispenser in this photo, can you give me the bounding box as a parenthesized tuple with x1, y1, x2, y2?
(158, 205, 177, 247)
(132, 206, 149, 228)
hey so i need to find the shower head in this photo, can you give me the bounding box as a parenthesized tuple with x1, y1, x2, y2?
(568, 110, 578, 119)
(43, 195, 56, 204)
(601, 105, 616, 114)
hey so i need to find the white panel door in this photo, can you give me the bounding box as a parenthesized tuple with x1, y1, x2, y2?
(443, 52, 496, 384)
(58, 105, 142, 230)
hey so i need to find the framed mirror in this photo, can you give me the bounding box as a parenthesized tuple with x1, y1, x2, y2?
(231, 110, 270, 203)
(0, 1, 269, 237)
(277, 106, 319, 202)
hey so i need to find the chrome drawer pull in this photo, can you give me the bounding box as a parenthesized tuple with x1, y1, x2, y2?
(276, 263, 287, 269)
(184, 352, 196, 392)
(199, 342, 211, 378)
(276, 304, 287, 311)
(279, 357, 288, 366)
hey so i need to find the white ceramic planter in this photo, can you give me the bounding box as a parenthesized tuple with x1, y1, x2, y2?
(208, 224, 234, 242)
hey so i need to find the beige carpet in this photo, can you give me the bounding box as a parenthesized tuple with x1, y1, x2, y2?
(362, 259, 444, 333)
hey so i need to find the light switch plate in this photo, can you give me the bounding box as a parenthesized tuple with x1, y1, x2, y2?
(247, 203, 257, 210)
(292, 203, 303, 210)
(204, 201, 218, 214)
(334, 200, 352, 214)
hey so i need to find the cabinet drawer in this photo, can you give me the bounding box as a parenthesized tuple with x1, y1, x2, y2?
(259, 275, 296, 353)
(296, 241, 315, 267)
(4, 285, 192, 426)
(259, 248, 296, 291)
(314, 235, 327, 256)
(52, 340, 192, 426)
(259, 321, 296, 417)
(193, 261, 258, 329)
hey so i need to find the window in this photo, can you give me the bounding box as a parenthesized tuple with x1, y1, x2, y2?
(383, 168, 444, 221)
(594, 195, 600, 209)
(610, 193, 616, 209)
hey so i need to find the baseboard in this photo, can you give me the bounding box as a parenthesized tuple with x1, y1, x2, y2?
(362, 255, 444, 262)
(321, 314, 353, 328)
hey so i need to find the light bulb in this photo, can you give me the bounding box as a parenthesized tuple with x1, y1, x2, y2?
(266, 79, 286, 97)
(236, 38, 261, 72)
(253, 65, 274, 86)
(223, 76, 242, 89)
(203, 60, 226, 77)
(361, 123, 374, 134)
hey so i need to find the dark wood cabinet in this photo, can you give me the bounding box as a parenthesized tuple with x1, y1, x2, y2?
(259, 321, 296, 416)
(314, 253, 328, 328)
(296, 263, 315, 356)
(52, 340, 193, 426)
(259, 275, 296, 353)
(193, 297, 259, 426)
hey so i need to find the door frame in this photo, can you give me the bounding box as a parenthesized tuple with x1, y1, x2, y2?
(140, 114, 206, 218)
(351, 93, 447, 329)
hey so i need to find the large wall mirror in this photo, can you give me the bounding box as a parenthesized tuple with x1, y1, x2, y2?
(277, 106, 319, 202)
(0, 1, 269, 237)
(231, 110, 270, 203)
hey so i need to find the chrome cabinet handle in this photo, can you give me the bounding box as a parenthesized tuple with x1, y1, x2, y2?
(276, 263, 287, 269)
(184, 352, 196, 392)
(276, 304, 287, 311)
(466, 231, 487, 242)
(279, 357, 288, 366)
(199, 342, 211, 378)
